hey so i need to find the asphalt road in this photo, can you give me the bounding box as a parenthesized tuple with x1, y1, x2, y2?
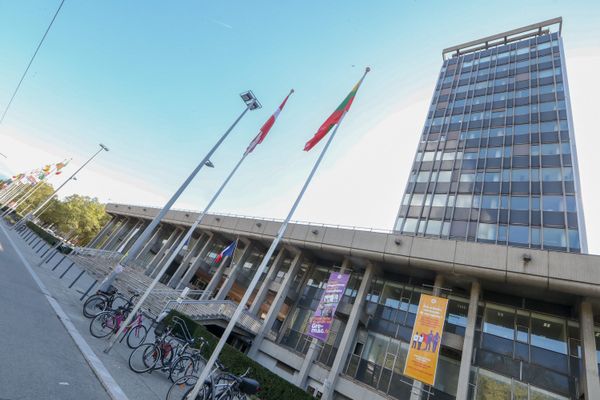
(0, 225, 110, 400)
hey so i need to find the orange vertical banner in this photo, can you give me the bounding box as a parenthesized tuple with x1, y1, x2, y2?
(404, 294, 449, 386)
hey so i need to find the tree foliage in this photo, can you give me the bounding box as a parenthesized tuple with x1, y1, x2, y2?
(40, 194, 110, 245)
(3, 181, 110, 246)
(13, 182, 56, 215)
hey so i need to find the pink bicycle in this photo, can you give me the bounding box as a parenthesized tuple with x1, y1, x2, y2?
(89, 306, 148, 348)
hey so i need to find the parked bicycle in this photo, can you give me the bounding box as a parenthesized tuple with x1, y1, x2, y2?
(129, 316, 195, 379)
(180, 366, 260, 400)
(82, 286, 138, 319)
(169, 337, 209, 382)
(89, 299, 148, 348)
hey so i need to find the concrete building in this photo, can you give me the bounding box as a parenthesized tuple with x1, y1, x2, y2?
(89, 201, 600, 400)
(86, 18, 599, 400)
(394, 17, 587, 254)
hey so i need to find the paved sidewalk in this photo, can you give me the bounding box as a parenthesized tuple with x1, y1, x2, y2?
(3, 224, 176, 400)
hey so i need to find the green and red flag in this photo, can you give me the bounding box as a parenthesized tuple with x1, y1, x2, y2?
(304, 67, 370, 151)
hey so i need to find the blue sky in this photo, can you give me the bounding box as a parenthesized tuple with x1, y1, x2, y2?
(1, 1, 600, 250)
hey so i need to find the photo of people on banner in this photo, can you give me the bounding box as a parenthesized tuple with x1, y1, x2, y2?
(411, 330, 441, 352)
(403, 294, 449, 386)
(307, 272, 350, 341)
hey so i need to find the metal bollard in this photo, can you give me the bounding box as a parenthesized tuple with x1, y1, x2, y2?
(69, 270, 85, 288)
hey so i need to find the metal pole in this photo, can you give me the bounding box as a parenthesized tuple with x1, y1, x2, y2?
(104, 153, 248, 352)
(14, 145, 106, 229)
(98, 104, 252, 293)
(187, 69, 369, 398)
(1, 182, 28, 205)
(2, 165, 56, 217)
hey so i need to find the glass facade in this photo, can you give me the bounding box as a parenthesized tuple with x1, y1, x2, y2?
(395, 31, 586, 253)
(469, 293, 581, 399)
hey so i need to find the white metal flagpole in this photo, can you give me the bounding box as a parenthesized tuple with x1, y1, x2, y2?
(2, 165, 56, 217)
(187, 68, 370, 399)
(104, 89, 293, 353)
(104, 152, 249, 352)
(97, 100, 255, 295)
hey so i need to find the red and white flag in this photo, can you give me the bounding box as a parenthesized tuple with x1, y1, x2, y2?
(244, 89, 294, 155)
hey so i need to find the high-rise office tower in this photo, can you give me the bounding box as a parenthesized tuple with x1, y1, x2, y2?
(394, 17, 587, 253)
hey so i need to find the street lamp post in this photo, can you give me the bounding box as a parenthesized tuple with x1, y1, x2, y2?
(100, 94, 261, 351)
(12, 143, 109, 229)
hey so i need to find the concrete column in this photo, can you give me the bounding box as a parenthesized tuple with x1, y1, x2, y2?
(87, 217, 116, 248)
(134, 226, 162, 261)
(145, 227, 178, 275)
(214, 243, 254, 301)
(248, 251, 303, 358)
(455, 281, 481, 400)
(167, 232, 206, 287)
(116, 220, 142, 253)
(101, 218, 130, 250)
(579, 300, 600, 400)
(178, 234, 215, 290)
(121, 220, 148, 254)
(149, 228, 184, 278)
(322, 263, 375, 400)
(249, 248, 286, 316)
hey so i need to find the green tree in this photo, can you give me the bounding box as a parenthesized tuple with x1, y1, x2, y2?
(14, 182, 56, 215)
(40, 194, 109, 245)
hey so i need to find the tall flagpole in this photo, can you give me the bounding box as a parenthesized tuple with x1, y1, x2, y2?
(104, 89, 293, 353)
(187, 68, 370, 399)
(97, 98, 257, 295)
(104, 152, 249, 352)
(12, 146, 106, 230)
(2, 166, 56, 217)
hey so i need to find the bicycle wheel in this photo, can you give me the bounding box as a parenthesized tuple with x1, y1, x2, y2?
(89, 311, 117, 338)
(166, 375, 198, 400)
(83, 295, 108, 318)
(128, 343, 161, 373)
(169, 355, 195, 383)
(180, 381, 211, 400)
(126, 324, 148, 349)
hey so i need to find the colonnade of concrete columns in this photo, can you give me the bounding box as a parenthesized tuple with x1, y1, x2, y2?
(86, 216, 600, 400)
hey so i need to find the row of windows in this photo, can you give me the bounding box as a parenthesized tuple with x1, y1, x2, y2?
(449, 54, 559, 81)
(403, 193, 578, 213)
(431, 85, 564, 115)
(441, 58, 560, 87)
(434, 83, 564, 110)
(422, 122, 569, 145)
(441, 100, 566, 122)
(410, 167, 575, 183)
(397, 218, 579, 250)
(429, 104, 565, 127)
(436, 67, 561, 98)
(418, 142, 569, 159)
(441, 65, 561, 91)
(457, 40, 558, 68)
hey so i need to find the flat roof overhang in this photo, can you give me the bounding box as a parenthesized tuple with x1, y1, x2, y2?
(106, 203, 600, 303)
(442, 17, 562, 60)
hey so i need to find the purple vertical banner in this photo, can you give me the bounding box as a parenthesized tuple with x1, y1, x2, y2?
(307, 272, 350, 341)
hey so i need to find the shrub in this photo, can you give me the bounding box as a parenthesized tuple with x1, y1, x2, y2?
(163, 311, 313, 400)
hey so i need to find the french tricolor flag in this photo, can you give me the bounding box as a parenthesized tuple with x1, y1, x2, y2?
(215, 241, 237, 264)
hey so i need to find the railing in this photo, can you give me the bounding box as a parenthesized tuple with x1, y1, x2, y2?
(107, 202, 395, 235)
(73, 247, 121, 260)
(279, 328, 315, 355)
(163, 300, 264, 336)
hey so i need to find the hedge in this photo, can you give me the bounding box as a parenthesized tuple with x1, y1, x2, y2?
(24, 221, 72, 254)
(163, 311, 313, 400)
